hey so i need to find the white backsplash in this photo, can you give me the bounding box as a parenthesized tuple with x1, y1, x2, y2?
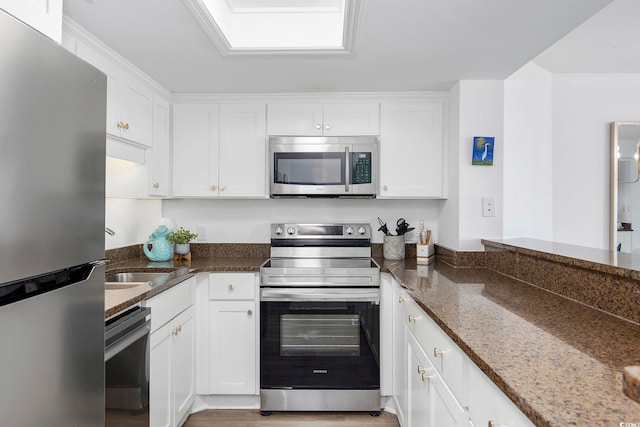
(161, 198, 444, 244)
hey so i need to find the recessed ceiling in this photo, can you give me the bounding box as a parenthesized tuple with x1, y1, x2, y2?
(63, 0, 615, 94)
(183, 0, 360, 54)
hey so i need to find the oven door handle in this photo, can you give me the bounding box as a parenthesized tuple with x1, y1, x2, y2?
(260, 287, 380, 302)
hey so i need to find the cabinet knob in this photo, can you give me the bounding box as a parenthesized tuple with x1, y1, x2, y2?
(433, 347, 449, 358)
(210, 185, 217, 191)
(324, 124, 331, 130)
(123, 122, 130, 130)
(220, 185, 225, 191)
(417, 365, 426, 374)
(383, 185, 388, 191)
(398, 297, 405, 303)
(408, 314, 421, 323)
(247, 309, 253, 316)
(228, 284, 234, 291)
(315, 123, 322, 130)
(153, 182, 160, 189)
(172, 325, 182, 336)
(116, 121, 124, 129)
(421, 371, 434, 382)
(488, 422, 496, 427)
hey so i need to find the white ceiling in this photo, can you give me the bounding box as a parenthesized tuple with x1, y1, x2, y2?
(63, 0, 619, 94)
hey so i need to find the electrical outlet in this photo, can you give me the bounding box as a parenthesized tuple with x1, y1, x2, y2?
(482, 197, 496, 217)
(196, 225, 206, 241)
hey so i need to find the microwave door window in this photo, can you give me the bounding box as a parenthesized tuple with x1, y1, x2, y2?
(274, 153, 345, 185)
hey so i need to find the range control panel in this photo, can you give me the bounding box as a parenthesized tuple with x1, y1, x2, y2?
(271, 223, 371, 239)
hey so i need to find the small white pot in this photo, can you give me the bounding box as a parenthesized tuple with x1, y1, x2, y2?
(174, 243, 190, 255)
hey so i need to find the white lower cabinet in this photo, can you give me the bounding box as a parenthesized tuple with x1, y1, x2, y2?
(385, 273, 533, 427)
(146, 277, 196, 427)
(199, 272, 259, 396)
(407, 330, 467, 427)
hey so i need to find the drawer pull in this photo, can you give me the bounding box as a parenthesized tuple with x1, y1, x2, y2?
(417, 365, 434, 381)
(408, 314, 421, 323)
(398, 297, 405, 303)
(488, 422, 496, 427)
(228, 284, 234, 291)
(434, 347, 450, 358)
(247, 309, 253, 316)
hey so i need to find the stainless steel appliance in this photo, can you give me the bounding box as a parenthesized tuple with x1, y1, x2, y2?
(105, 305, 152, 426)
(269, 136, 378, 198)
(0, 10, 107, 427)
(260, 224, 381, 415)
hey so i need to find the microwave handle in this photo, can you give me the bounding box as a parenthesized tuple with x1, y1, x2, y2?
(345, 146, 350, 193)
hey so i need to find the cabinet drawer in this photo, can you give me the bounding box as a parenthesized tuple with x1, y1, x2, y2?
(423, 314, 469, 407)
(209, 273, 256, 300)
(145, 277, 195, 333)
(404, 297, 428, 347)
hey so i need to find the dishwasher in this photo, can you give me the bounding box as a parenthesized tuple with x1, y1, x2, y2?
(105, 305, 152, 426)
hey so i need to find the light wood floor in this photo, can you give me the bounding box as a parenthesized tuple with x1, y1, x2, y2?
(183, 410, 400, 427)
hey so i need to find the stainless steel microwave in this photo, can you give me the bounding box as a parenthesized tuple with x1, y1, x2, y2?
(269, 136, 378, 198)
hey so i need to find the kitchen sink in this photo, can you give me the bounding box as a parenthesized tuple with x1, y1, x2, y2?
(105, 272, 170, 283)
(105, 283, 145, 290)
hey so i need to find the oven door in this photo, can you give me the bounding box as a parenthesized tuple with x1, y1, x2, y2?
(260, 288, 380, 390)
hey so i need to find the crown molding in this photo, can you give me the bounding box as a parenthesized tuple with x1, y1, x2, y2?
(62, 17, 171, 98)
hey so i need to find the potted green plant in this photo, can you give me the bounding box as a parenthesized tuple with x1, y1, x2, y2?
(167, 226, 198, 255)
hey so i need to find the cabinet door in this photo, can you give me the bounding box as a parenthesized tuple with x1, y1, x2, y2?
(150, 322, 173, 427)
(468, 363, 534, 427)
(267, 103, 324, 136)
(407, 331, 467, 427)
(172, 307, 195, 427)
(323, 103, 379, 136)
(210, 300, 257, 394)
(0, 0, 62, 42)
(392, 280, 408, 426)
(172, 104, 220, 197)
(379, 102, 445, 198)
(148, 95, 171, 196)
(119, 78, 153, 147)
(219, 104, 267, 197)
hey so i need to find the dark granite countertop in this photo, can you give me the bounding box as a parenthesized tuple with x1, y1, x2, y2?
(379, 258, 640, 427)
(104, 256, 267, 318)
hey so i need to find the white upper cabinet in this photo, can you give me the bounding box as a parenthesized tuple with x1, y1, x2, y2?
(267, 103, 379, 136)
(107, 75, 153, 147)
(379, 101, 446, 199)
(219, 104, 267, 197)
(1, 0, 62, 43)
(172, 103, 267, 198)
(148, 95, 171, 196)
(172, 104, 220, 197)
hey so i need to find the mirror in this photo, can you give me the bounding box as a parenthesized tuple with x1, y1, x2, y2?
(610, 121, 640, 252)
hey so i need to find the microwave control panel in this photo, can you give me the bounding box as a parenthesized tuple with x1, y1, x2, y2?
(351, 152, 372, 184)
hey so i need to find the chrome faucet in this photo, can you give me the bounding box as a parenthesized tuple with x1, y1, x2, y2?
(105, 227, 115, 236)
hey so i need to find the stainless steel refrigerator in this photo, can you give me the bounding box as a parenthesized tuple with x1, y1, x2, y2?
(0, 10, 107, 427)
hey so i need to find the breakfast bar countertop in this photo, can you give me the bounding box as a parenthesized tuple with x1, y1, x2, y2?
(381, 258, 640, 427)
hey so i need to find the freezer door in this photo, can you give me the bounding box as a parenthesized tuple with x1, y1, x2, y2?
(0, 263, 105, 427)
(0, 10, 107, 284)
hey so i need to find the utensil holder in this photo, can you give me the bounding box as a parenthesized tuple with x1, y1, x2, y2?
(383, 235, 405, 260)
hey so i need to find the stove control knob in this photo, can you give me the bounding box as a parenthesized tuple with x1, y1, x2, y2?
(345, 226, 354, 235)
(286, 227, 296, 235)
(357, 227, 367, 235)
(274, 226, 283, 235)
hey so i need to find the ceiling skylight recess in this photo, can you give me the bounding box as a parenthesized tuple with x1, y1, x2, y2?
(183, 0, 361, 55)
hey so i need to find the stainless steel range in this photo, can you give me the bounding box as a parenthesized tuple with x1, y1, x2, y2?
(260, 223, 381, 415)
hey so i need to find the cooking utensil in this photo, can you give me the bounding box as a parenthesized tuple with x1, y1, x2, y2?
(396, 218, 412, 235)
(377, 217, 391, 236)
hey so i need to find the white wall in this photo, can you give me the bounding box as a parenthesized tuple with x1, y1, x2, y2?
(438, 83, 461, 246)
(457, 81, 504, 246)
(161, 198, 443, 244)
(105, 198, 162, 250)
(552, 74, 640, 249)
(503, 63, 553, 240)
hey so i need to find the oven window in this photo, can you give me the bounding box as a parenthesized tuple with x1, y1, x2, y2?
(281, 314, 360, 357)
(274, 152, 345, 185)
